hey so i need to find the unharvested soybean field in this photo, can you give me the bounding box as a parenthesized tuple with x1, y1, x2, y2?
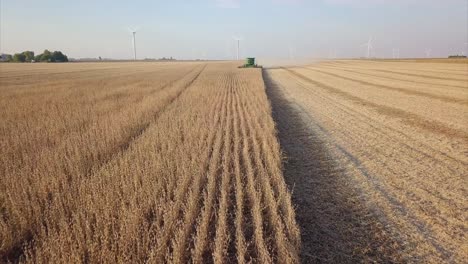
(1, 60, 467, 263)
(0, 62, 299, 263)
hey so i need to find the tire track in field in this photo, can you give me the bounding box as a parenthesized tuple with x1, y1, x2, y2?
(62, 67, 201, 146)
(315, 65, 468, 90)
(376, 69, 468, 82)
(282, 68, 468, 143)
(87, 64, 207, 176)
(318, 62, 468, 77)
(300, 67, 468, 105)
(0, 67, 127, 79)
(394, 68, 468, 77)
(0, 68, 189, 168)
(384, 68, 468, 78)
(0, 66, 165, 90)
(319, 61, 468, 76)
(0, 66, 202, 240)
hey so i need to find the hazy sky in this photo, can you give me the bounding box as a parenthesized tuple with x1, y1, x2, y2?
(0, 0, 467, 60)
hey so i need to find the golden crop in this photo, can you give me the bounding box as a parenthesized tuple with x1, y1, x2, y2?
(0, 62, 300, 263)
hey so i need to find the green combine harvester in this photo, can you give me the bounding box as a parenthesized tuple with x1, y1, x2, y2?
(239, 57, 262, 68)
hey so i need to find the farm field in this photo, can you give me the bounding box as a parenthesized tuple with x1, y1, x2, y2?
(265, 59, 468, 263)
(1, 59, 467, 264)
(0, 62, 300, 263)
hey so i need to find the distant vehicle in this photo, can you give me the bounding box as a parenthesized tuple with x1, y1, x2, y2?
(239, 57, 262, 68)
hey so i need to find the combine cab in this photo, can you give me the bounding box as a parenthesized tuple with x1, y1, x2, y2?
(239, 57, 262, 68)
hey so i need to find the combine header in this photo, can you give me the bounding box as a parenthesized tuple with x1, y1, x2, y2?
(239, 57, 262, 68)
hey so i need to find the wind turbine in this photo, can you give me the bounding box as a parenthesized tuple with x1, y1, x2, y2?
(362, 37, 373, 58)
(233, 37, 242, 60)
(127, 27, 139, 60)
(288, 44, 296, 60)
(132, 31, 137, 60)
(392, 48, 400, 59)
(425, 48, 432, 58)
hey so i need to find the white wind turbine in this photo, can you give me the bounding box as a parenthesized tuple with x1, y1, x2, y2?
(233, 36, 242, 60)
(362, 37, 373, 58)
(392, 48, 400, 59)
(127, 27, 139, 60)
(425, 48, 432, 58)
(289, 44, 296, 60)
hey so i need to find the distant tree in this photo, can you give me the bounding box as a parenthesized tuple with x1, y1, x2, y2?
(51, 51, 68, 62)
(5, 54, 13, 62)
(9, 49, 69, 63)
(23, 51, 35, 62)
(13, 53, 26, 62)
(40, 50, 52, 62)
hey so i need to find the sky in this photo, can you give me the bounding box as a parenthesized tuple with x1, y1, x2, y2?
(0, 0, 467, 60)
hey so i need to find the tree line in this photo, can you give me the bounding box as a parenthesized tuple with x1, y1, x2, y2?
(3, 50, 69, 62)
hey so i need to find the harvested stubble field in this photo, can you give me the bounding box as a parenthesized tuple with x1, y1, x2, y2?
(265, 59, 468, 263)
(0, 62, 300, 263)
